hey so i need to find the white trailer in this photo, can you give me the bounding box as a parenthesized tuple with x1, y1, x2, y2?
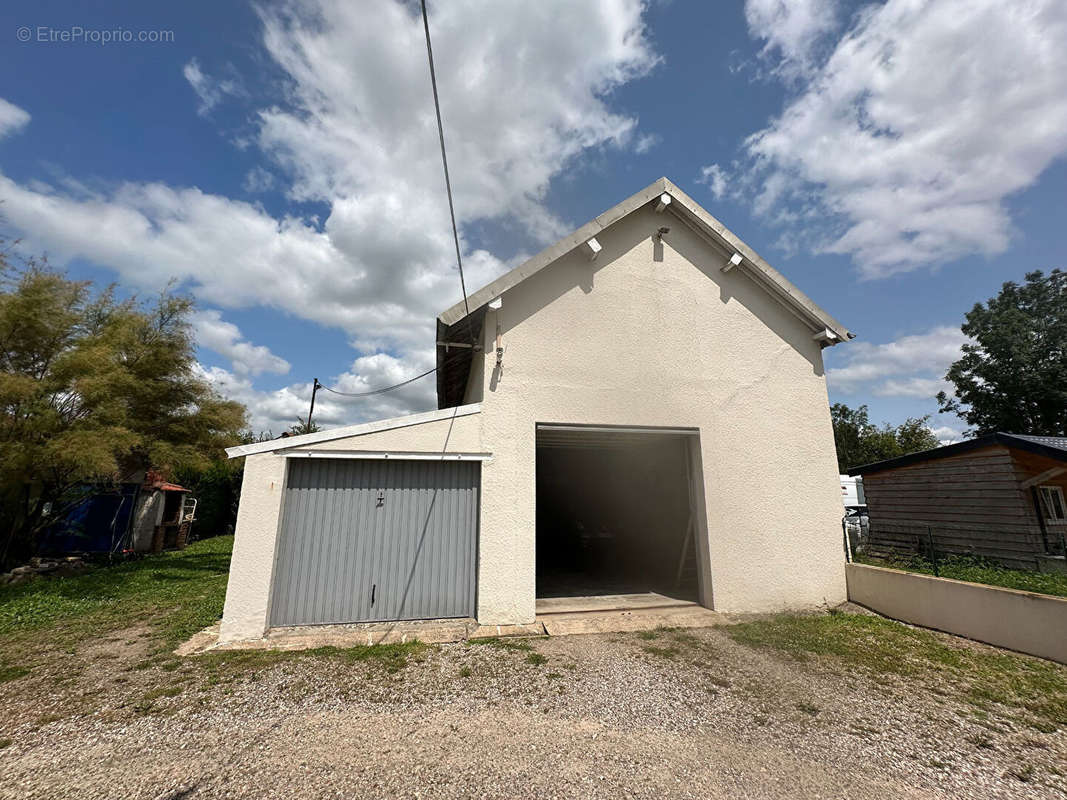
(839, 474, 866, 508)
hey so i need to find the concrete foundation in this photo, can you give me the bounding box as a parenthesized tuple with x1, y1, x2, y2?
(180, 593, 724, 654)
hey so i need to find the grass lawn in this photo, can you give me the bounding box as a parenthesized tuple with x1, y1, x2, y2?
(0, 535, 234, 648)
(855, 553, 1067, 598)
(0, 535, 429, 689)
(728, 612, 1067, 732)
(0, 535, 234, 652)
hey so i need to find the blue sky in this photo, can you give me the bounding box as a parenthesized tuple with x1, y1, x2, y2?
(1, 0, 1065, 435)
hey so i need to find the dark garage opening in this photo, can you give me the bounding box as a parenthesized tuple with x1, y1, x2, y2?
(535, 425, 701, 603)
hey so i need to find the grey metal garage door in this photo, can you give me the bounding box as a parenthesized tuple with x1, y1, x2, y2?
(269, 458, 479, 627)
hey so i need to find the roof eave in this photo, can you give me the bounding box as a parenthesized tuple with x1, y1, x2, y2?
(226, 403, 482, 459)
(437, 178, 671, 327)
(659, 179, 851, 343)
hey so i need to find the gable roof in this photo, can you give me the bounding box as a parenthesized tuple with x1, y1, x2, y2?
(849, 432, 1067, 476)
(438, 177, 850, 334)
(436, 177, 852, 408)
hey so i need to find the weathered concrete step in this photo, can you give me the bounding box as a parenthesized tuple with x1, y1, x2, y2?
(539, 606, 725, 636)
(176, 603, 724, 655)
(257, 618, 476, 648)
(535, 592, 698, 615)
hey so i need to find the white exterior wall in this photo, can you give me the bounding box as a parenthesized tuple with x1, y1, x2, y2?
(220, 453, 289, 642)
(471, 205, 845, 623)
(219, 204, 846, 641)
(219, 411, 484, 643)
(287, 410, 483, 453)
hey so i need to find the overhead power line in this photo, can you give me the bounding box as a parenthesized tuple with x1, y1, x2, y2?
(317, 367, 437, 398)
(302, 2, 471, 430)
(420, 0, 475, 344)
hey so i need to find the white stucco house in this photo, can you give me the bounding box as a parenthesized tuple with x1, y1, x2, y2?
(218, 177, 852, 644)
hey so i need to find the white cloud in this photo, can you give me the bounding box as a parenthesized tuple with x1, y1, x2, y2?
(743, 0, 1067, 276)
(0, 98, 30, 140)
(325, 352, 438, 419)
(633, 132, 660, 154)
(827, 325, 969, 398)
(696, 163, 728, 200)
(182, 59, 244, 116)
(744, 0, 840, 80)
(873, 377, 951, 399)
(196, 350, 437, 433)
(196, 365, 320, 434)
(242, 166, 275, 194)
(253, 0, 658, 230)
(191, 310, 290, 377)
(929, 424, 964, 444)
(0, 1, 660, 430)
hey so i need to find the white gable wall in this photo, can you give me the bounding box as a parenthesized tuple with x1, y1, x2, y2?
(472, 203, 845, 623)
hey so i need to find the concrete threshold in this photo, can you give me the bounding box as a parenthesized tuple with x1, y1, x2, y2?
(536, 592, 698, 614)
(538, 607, 725, 636)
(176, 618, 481, 655)
(176, 594, 725, 655)
(536, 592, 725, 636)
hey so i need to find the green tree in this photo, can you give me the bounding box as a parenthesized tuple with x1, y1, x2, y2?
(174, 430, 276, 540)
(938, 269, 1067, 435)
(288, 419, 320, 436)
(831, 403, 940, 473)
(0, 249, 246, 566)
(173, 458, 244, 539)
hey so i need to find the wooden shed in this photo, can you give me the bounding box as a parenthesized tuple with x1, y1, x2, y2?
(850, 434, 1067, 571)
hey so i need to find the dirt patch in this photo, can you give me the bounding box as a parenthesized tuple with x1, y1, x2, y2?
(78, 623, 156, 663)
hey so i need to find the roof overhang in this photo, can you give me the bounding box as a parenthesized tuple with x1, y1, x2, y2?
(225, 403, 481, 459)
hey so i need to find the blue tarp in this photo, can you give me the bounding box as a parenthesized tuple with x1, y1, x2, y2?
(39, 484, 140, 554)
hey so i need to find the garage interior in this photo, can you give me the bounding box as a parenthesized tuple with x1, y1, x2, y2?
(535, 425, 704, 607)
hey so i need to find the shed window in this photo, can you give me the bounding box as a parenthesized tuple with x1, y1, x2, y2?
(1038, 485, 1067, 525)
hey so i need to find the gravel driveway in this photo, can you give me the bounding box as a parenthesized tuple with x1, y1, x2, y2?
(1, 619, 1064, 799)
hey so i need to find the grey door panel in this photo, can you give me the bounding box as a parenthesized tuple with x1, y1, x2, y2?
(269, 458, 479, 626)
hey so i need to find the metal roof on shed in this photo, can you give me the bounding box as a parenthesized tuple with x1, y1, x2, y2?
(849, 432, 1067, 475)
(1009, 434, 1067, 452)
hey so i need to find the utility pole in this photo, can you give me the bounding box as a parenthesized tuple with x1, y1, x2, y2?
(306, 378, 320, 431)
